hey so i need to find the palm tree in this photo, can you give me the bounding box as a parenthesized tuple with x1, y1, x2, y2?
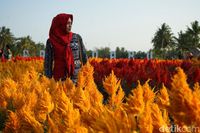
(14, 36, 36, 56)
(0, 26, 14, 49)
(175, 31, 192, 58)
(152, 23, 175, 58)
(186, 20, 200, 48)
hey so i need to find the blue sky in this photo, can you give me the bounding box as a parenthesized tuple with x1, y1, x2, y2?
(0, 0, 200, 51)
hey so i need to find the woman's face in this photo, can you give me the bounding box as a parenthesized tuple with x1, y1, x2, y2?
(66, 18, 72, 33)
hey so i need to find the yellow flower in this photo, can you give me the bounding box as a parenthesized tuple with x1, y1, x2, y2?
(169, 67, 200, 126)
(124, 81, 144, 116)
(4, 111, 20, 133)
(103, 71, 124, 109)
(151, 103, 169, 133)
(103, 71, 121, 95)
(156, 84, 170, 109)
(142, 80, 155, 104)
(35, 89, 54, 122)
(138, 102, 153, 133)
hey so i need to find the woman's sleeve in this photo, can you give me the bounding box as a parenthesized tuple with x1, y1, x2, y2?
(77, 34, 88, 64)
(44, 39, 53, 78)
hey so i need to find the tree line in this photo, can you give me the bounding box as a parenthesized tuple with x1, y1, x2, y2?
(0, 26, 44, 56)
(152, 20, 200, 59)
(87, 47, 147, 59)
(0, 20, 200, 59)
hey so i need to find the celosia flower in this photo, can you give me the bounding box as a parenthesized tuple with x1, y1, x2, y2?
(142, 80, 155, 104)
(156, 84, 170, 109)
(4, 111, 20, 132)
(138, 102, 153, 133)
(151, 103, 169, 133)
(35, 89, 54, 122)
(124, 81, 145, 116)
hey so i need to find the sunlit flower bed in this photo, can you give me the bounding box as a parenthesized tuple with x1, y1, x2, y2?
(0, 58, 200, 132)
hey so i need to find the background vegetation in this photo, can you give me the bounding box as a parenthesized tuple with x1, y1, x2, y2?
(1, 20, 200, 58)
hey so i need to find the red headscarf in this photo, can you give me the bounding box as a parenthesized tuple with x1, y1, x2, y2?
(49, 13, 74, 79)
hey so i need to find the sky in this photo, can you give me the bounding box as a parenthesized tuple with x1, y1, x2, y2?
(0, 0, 200, 52)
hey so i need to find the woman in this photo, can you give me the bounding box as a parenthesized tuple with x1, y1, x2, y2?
(44, 13, 87, 83)
(4, 45, 12, 60)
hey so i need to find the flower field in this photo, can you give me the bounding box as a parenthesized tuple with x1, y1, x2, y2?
(0, 57, 200, 133)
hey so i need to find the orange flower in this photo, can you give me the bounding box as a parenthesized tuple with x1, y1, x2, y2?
(4, 111, 20, 133)
(103, 71, 124, 109)
(156, 84, 170, 109)
(124, 81, 145, 116)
